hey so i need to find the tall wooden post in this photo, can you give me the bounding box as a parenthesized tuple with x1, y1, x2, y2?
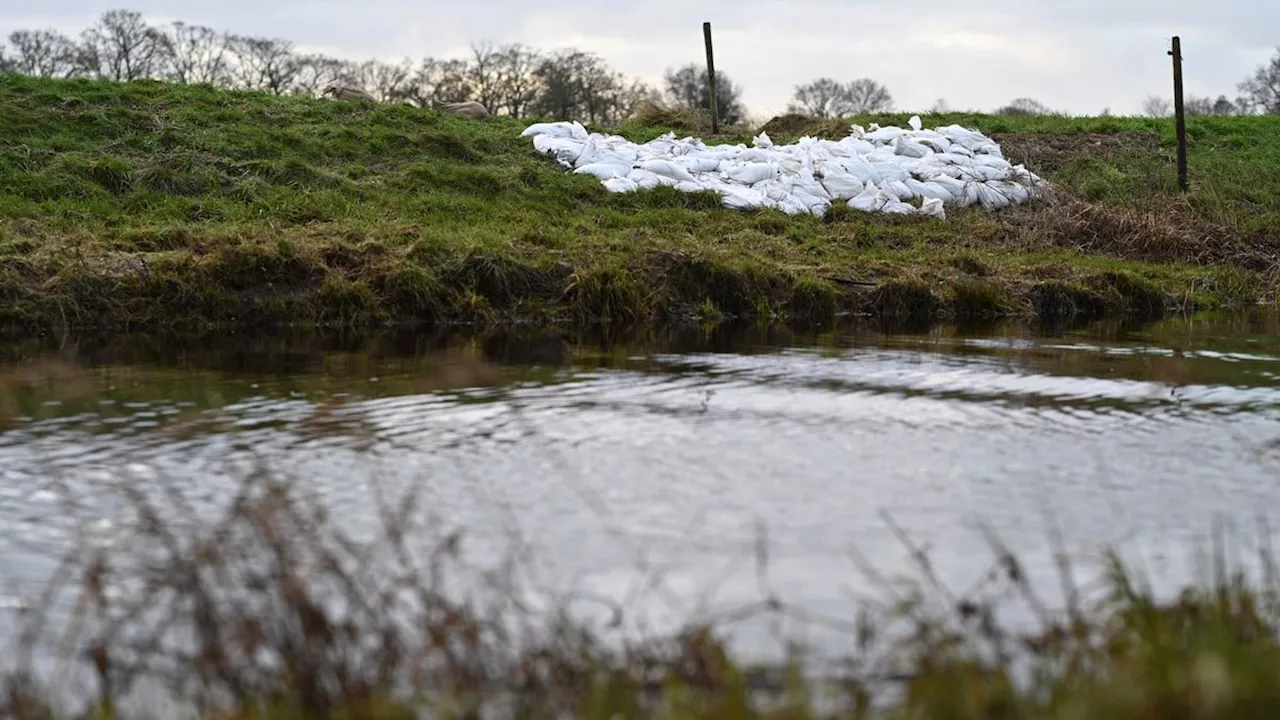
(1169, 36, 1188, 191)
(703, 22, 719, 134)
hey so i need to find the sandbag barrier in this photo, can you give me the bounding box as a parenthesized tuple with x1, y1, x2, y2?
(522, 117, 1047, 219)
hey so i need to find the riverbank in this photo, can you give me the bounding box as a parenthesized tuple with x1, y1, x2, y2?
(1, 75, 1277, 333)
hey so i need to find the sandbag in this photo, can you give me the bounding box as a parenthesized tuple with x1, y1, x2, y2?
(905, 178, 955, 203)
(627, 168, 667, 190)
(602, 176, 639, 193)
(920, 197, 946, 219)
(724, 162, 778, 185)
(533, 134, 585, 167)
(574, 162, 631, 180)
(522, 118, 1043, 219)
(640, 159, 698, 184)
(820, 172, 866, 200)
(521, 121, 587, 140)
(894, 136, 930, 159)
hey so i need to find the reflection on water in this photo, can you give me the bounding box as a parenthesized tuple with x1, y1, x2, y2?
(2, 312, 1280, 652)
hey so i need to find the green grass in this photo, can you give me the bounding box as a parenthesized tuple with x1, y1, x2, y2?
(1, 74, 1278, 333)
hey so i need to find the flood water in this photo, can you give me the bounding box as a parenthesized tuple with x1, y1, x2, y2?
(2, 312, 1280, 659)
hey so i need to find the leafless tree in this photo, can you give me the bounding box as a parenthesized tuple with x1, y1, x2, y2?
(6, 29, 81, 78)
(466, 41, 506, 113)
(1142, 95, 1172, 117)
(663, 63, 745, 124)
(347, 58, 415, 102)
(844, 78, 893, 113)
(228, 35, 299, 94)
(493, 44, 543, 117)
(996, 97, 1051, 115)
(928, 98, 949, 113)
(156, 22, 231, 86)
(1238, 47, 1280, 115)
(79, 9, 165, 81)
(292, 54, 354, 97)
(787, 77, 848, 117)
(401, 57, 473, 107)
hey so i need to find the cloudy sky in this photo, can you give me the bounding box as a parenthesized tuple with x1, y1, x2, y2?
(3, 1, 1276, 118)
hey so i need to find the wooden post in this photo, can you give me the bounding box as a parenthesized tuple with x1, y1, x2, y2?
(1169, 36, 1188, 191)
(703, 22, 719, 134)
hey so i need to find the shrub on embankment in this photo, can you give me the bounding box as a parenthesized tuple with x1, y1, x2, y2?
(0, 74, 1277, 333)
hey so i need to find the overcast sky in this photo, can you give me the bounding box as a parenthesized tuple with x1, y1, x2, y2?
(3, 1, 1277, 118)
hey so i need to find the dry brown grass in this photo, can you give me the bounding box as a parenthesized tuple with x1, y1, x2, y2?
(1018, 196, 1277, 271)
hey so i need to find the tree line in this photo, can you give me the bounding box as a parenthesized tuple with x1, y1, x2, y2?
(1, 8, 1278, 121)
(0, 8, 742, 125)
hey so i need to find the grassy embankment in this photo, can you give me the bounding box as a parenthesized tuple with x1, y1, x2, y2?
(1, 74, 1278, 333)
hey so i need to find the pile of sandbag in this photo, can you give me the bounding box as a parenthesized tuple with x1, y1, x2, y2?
(520, 116, 1045, 219)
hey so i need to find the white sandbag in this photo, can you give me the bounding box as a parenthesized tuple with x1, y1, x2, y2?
(909, 115, 923, 132)
(975, 182, 1013, 210)
(833, 156, 882, 185)
(533, 134, 585, 167)
(905, 178, 955, 203)
(602, 176, 639, 193)
(894, 136, 930, 159)
(524, 119, 1042, 219)
(920, 197, 946, 219)
(724, 162, 778, 185)
(521, 121, 587, 139)
(849, 186, 889, 212)
(868, 160, 909, 183)
(820, 172, 866, 200)
(931, 175, 967, 197)
(881, 179, 916, 201)
(640, 159, 698, 184)
(574, 162, 632, 180)
(680, 156, 722, 173)
(627, 168, 667, 190)
(866, 126, 903, 144)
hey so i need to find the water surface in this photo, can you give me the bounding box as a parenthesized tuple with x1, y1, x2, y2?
(3, 313, 1280, 655)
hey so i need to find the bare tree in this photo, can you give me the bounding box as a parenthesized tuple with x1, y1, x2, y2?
(928, 98, 949, 113)
(156, 22, 230, 85)
(844, 79, 893, 113)
(79, 9, 164, 81)
(350, 58, 414, 102)
(0, 45, 10, 73)
(292, 54, 354, 96)
(996, 97, 1051, 115)
(663, 63, 746, 124)
(6, 29, 81, 77)
(1142, 95, 1172, 117)
(228, 35, 299, 94)
(1238, 47, 1280, 115)
(401, 57, 473, 107)
(493, 44, 542, 117)
(466, 41, 506, 113)
(787, 77, 847, 117)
